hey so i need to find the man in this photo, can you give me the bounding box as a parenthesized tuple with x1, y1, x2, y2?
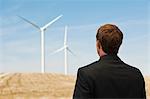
(73, 24, 146, 98)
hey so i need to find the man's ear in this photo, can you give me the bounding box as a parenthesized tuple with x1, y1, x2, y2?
(96, 40, 101, 49)
(96, 40, 101, 56)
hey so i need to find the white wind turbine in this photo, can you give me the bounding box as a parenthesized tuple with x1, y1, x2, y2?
(51, 26, 75, 75)
(19, 15, 62, 73)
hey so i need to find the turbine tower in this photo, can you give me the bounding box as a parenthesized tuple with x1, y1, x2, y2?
(51, 26, 75, 75)
(19, 15, 62, 73)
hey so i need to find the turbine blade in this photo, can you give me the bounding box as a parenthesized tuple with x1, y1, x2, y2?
(64, 26, 67, 45)
(67, 47, 76, 56)
(18, 16, 40, 29)
(50, 46, 65, 55)
(42, 15, 63, 30)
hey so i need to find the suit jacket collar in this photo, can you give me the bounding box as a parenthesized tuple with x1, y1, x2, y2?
(99, 54, 122, 62)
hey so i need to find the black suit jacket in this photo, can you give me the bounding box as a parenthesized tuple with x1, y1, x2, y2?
(73, 55, 146, 99)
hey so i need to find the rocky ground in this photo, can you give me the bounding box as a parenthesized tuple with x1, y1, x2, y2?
(0, 73, 149, 99)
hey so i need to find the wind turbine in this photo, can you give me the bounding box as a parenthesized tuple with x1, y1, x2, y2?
(51, 26, 75, 75)
(19, 15, 63, 73)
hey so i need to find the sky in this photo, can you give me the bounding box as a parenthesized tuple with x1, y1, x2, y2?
(0, 0, 149, 75)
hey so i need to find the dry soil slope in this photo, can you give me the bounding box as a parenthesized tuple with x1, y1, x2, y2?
(0, 73, 75, 99)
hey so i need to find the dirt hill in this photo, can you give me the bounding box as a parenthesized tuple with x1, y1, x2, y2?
(0, 73, 149, 99)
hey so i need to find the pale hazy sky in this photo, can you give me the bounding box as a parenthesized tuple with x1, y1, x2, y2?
(0, 0, 149, 75)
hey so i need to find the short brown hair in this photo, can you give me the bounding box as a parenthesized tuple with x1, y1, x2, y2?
(96, 24, 123, 55)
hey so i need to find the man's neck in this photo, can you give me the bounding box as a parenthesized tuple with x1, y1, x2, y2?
(99, 49, 107, 57)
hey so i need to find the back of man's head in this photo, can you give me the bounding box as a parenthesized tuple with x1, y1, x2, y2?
(96, 24, 123, 55)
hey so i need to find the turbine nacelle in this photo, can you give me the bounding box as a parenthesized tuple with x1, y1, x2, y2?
(40, 28, 46, 31)
(64, 45, 68, 49)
